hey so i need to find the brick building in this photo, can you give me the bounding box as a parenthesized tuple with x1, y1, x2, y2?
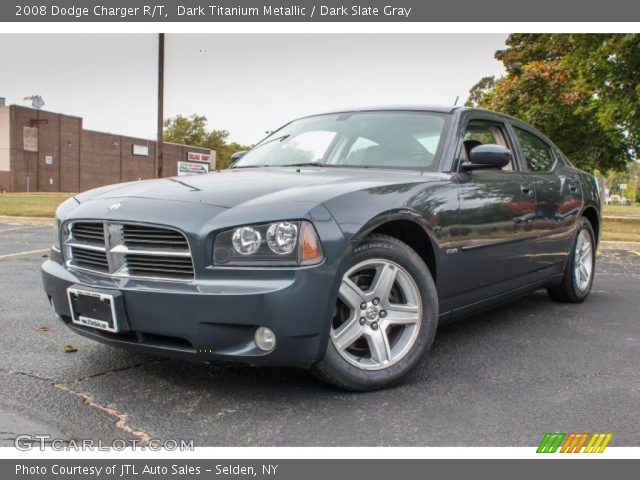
(0, 102, 214, 192)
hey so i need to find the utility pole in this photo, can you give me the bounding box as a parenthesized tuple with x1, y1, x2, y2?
(156, 33, 165, 178)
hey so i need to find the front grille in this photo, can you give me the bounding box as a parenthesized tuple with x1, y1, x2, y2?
(70, 246, 109, 272)
(72, 222, 104, 244)
(125, 254, 194, 279)
(65, 222, 194, 281)
(122, 224, 189, 251)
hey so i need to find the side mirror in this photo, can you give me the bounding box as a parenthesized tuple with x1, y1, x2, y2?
(462, 144, 512, 170)
(230, 151, 248, 162)
(229, 151, 248, 168)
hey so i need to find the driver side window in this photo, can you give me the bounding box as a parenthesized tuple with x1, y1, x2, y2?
(461, 122, 515, 171)
(345, 137, 380, 165)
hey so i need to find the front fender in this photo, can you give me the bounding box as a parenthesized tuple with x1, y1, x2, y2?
(352, 208, 438, 242)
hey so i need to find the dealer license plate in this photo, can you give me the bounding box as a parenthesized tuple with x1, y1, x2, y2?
(67, 287, 119, 333)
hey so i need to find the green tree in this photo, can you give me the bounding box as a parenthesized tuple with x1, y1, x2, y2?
(467, 34, 640, 172)
(163, 114, 251, 170)
(466, 76, 496, 109)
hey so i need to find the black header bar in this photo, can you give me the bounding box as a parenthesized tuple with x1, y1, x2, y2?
(4, 0, 640, 22)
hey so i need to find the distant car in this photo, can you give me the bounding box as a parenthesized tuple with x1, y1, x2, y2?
(608, 194, 627, 205)
(42, 107, 601, 390)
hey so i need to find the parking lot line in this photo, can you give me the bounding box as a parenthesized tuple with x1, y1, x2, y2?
(0, 248, 49, 259)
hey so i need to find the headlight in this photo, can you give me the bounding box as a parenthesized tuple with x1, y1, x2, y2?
(232, 226, 262, 255)
(213, 220, 323, 266)
(266, 222, 298, 255)
(52, 217, 62, 251)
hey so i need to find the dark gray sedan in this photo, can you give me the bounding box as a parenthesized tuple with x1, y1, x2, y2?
(42, 106, 601, 390)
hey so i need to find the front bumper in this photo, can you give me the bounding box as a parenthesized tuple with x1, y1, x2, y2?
(42, 252, 338, 368)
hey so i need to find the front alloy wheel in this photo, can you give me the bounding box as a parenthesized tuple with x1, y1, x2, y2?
(332, 259, 422, 371)
(314, 234, 438, 391)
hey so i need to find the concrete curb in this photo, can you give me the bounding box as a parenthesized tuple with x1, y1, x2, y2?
(0, 215, 53, 226)
(603, 214, 640, 220)
(600, 240, 640, 250)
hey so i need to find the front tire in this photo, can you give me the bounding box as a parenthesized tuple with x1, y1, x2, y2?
(547, 217, 596, 303)
(314, 234, 438, 391)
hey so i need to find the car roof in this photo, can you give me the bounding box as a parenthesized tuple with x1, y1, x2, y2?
(297, 105, 528, 122)
(286, 106, 557, 149)
(300, 105, 551, 137)
(300, 105, 462, 117)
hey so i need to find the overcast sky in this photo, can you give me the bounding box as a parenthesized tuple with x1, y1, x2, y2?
(0, 34, 507, 145)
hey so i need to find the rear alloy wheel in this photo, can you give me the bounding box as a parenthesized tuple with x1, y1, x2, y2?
(573, 229, 594, 292)
(547, 217, 596, 303)
(314, 234, 438, 391)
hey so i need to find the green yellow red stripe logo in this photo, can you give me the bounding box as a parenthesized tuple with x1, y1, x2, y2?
(537, 432, 612, 453)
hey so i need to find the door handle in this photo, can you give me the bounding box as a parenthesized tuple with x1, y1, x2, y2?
(569, 182, 579, 193)
(520, 183, 533, 196)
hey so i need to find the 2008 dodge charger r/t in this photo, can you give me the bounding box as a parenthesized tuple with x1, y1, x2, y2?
(42, 107, 601, 390)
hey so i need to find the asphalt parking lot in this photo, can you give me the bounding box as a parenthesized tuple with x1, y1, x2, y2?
(1, 221, 639, 447)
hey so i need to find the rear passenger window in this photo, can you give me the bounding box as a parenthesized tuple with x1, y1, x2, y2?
(514, 127, 555, 172)
(464, 127, 498, 146)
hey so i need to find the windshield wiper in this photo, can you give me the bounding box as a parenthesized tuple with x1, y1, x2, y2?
(231, 134, 293, 169)
(232, 164, 272, 169)
(232, 162, 331, 169)
(251, 134, 290, 151)
(234, 161, 348, 169)
(278, 161, 334, 168)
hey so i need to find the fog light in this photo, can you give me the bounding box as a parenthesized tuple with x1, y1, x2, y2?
(48, 296, 61, 320)
(255, 326, 276, 352)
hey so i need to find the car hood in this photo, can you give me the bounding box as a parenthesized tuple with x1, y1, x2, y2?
(76, 167, 448, 209)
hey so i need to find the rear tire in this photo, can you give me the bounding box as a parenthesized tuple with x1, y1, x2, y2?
(547, 217, 596, 303)
(313, 234, 438, 391)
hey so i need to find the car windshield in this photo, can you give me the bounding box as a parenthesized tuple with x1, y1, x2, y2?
(233, 111, 448, 170)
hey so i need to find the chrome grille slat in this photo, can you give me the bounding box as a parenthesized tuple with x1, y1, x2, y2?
(122, 225, 189, 250)
(110, 245, 191, 257)
(75, 229, 104, 236)
(65, 242, 106, 252)
(70, 247, 108, 258)
(127, 267, 193, 276)
(126, 263, 193, 270)
(126, 256, 193, 265)
(121, 225, 189, 251)
(128, 266, 193, 272)
(127, 264, 193, 270)
(72, 258, 109, 268)
(65, 222, 194, 281)
(124, 236, 185, 241)
(72, 252, 108, 264)
(125, 233, 185, 239)
(72, 222, 105, 244)
(123, 229, 184, 236)
(72, 248, 107, 258)
(70, 246, 109, 272)
(125, 241, 188, 249)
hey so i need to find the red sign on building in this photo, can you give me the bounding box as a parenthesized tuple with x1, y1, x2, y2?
(187, 152, 211, 163)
